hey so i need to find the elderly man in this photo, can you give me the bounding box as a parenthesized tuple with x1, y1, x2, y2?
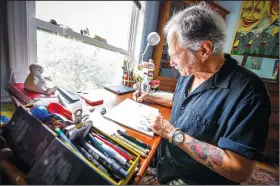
(133, 3, 271, 185)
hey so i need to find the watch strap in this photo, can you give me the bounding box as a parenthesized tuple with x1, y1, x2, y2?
(168, 128, 180, 144)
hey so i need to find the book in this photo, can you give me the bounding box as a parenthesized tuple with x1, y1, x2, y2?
(5, 83, 57, 104)
(103, 99, 159, 137)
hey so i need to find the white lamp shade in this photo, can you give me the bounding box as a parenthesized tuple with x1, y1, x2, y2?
(147, 32, 160, 46)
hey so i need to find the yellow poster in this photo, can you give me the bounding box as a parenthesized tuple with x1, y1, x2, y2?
(231, 0, 279, 57)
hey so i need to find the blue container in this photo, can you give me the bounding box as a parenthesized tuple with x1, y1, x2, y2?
(1, 115, 9, 125)
(31, 106, 50, 121)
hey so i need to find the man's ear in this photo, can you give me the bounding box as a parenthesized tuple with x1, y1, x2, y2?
(200, 40, 213, 62)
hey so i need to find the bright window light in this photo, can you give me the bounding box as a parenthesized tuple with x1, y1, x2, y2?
(35, 1, 134, 91)
(36, 1, 133, 50)
(37, 29, 125, 92)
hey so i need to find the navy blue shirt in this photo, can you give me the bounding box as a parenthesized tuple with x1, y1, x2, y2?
(163, 54, 271, 184)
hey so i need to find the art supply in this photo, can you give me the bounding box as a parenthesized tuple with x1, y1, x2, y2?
(68, 120, 92, 140)
(0, 115, 9, 127)
(115, 134, 149, 154)
(88, 134, 128, 167)
(75, 143, 110, 176)
(45, 113, 72, 129)
(78, 140, 128, 179)
(112, 134, 147, 158)
(104, 99, 158, 137)
(117, 130, 151, 150)
(73, 109, 89, 124)
(55, 128, 80, 153)
(94, 131, 135, 159)
(95, 133, 135, 159)
(89, 108, 95, 113)
(30, 106, 50, 121)
(92, 133, 132, 161)
(24, 103, 34, 108)
(57, 87, 80, 103)
(135, 87, 140, 102)
(78, 94, 104, 106)
(47, 102, 73, 121)
(100, 108, 106, 115)
(58, 93, 68, 107)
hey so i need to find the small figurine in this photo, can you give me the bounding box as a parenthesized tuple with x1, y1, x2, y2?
(24, 64, 57, 95)
(141, 72, 150, 93)
(149, 80, 160, 92)
(80, 28, 90, 36)
(93, 35, 107, 43)
(49, 19, 58, 25)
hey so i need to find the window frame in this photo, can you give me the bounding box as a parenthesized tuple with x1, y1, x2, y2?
(27, 1, 142, 68)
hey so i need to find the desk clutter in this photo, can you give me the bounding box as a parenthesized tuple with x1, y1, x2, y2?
(3, 83, 154, 184)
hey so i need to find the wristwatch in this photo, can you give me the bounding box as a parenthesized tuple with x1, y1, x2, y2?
(168, 128, 179, 144)
(171, 130, 185, 145)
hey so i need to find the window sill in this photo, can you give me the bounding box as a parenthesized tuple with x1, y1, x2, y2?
(31, 17, 129, 55)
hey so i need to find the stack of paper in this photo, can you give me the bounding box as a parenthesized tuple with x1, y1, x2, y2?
(104, 99, 159, 137)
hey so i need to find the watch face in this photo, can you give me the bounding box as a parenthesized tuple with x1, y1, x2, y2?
(174, 132, 184, 143)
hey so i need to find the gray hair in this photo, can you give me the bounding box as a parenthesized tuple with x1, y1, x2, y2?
(164, 2, 227, 55)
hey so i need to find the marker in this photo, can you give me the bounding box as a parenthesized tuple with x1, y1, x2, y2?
(94, 132, 135, 160)
(117, 130, 151, 150)
(112, 134, 147, 158)
(55, 128, 80, 153)
(75, 143, 110, 176)
(94, 137, 132, 169)
(88, 134, 128, 167)
(78, 140, 128, 178)
(115, 134, 149, 154)
(92, 133, 132, 160)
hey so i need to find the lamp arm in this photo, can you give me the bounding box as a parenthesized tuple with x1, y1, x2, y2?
(141, 43, 149, 62)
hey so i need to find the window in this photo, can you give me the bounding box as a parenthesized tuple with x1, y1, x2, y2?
(35, 1, 133, 50)
(29, 1, 138, 91)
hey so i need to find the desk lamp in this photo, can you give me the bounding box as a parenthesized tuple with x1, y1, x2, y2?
(141, 32, 160, 62)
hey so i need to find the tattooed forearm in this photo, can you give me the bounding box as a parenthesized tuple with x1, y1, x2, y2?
(187, 138, 224, 169)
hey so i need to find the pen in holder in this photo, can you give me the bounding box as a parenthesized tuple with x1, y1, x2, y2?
(122, 60, 135, 87)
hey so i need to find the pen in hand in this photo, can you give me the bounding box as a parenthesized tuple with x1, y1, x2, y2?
(136, 84, 141, 102)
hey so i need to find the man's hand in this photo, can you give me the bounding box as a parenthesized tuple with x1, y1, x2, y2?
(132, 90, 174, 108)
(150, 113, 175, 140)
(132, 90, 149, 103)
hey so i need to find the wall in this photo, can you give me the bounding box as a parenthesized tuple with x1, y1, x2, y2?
(140, 1, 160, 62)
(0, 0, 10, 99)
(141, 1, 243, 59)
(215, 1, 243, 54)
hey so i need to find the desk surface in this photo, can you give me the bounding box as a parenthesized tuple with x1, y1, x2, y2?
(87, 89, 171, 184)
(10, 88, 172, 185)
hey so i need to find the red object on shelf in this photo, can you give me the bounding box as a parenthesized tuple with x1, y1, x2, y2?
(47, 102, 73, 121)
(13, 83, 56, 98)
(5, 83, 57, 104)
(78, 95, 104, 106)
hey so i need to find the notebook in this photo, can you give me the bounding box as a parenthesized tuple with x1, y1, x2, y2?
(5, 83, 57, 104)
(103, 99, 159, 137)
(102, 84, 135, 95)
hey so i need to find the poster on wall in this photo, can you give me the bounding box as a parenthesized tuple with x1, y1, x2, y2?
(230, 1, 279, 58)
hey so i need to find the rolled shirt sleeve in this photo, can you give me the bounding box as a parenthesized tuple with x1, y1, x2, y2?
(218, 95, 271, 160)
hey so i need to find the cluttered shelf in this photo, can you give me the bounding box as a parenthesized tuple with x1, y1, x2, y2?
(4, 88, 171, 185)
